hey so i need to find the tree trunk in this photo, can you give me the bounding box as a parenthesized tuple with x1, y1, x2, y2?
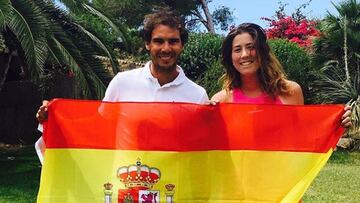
(199, 0, 215, 33)
(0, 50, 17, 92)
(343, 15, 350, 82)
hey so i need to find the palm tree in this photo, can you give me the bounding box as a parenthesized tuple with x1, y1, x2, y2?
(311, 0, 360, 148)
(0, 0, 121, 99)
(313, 0, 360, 70)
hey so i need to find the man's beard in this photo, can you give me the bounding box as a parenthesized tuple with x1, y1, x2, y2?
(154, 62, 177, 74)
(152, 52, 178, 74)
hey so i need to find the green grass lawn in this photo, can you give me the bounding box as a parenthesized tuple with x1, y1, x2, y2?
(0, 145, 41, 203)
(303, 150, 360, 202)
(0, 146, 359, 202)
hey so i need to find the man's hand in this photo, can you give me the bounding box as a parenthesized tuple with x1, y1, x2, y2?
(341, 105, 352, 128)
(205, 100, 219, 106)
(36, 100, 49, 123)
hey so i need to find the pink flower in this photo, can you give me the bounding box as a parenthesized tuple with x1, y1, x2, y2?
(263, 14, 320, 48)
(68, 70, 74, 78)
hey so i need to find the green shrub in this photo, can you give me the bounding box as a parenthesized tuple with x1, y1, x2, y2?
(179, 33, 223, 82)
(198, 59, 224, 98)
(268, 39, 313, 103)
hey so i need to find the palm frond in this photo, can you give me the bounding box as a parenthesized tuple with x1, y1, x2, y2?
(50, 35, 93, 98)
(347, 28, 360, 52)
(312, 60, 358, 104)
(74, 22, 119, 74)
(8, 0, 49, 82)
(39, 2, 109, 99)
(355, 53, 360, 59)
(82, 3, 125, 42)
(0, 0, 11, 30)
(71, 37, 110, 98)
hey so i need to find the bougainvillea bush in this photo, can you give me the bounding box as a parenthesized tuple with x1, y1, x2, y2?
(263, 16, 320, 47)
(262, 1, 320, 48)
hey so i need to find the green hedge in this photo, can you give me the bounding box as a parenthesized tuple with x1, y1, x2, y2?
(179, 33, 223, 82)
(268, 39, 313, 103)
(198, 59, 224, 98)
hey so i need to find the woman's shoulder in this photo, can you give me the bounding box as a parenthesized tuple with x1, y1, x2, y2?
(285, 80, 302, 92)
(280, 80, 304, 105)
(211, 89, 231, 102)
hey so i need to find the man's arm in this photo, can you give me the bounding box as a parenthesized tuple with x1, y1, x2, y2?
(36, 100, 49, 122)
(35, 135, 45, 164)
(199, 90, 209, 104)
(35, 100, 49, 164)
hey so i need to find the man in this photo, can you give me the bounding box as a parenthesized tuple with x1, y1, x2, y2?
(102, 10, 207, 103)
(35, 9, 209, 163)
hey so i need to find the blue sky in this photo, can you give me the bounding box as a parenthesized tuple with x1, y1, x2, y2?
(54, 0, 343, 32)
(210, 0, 342, 29)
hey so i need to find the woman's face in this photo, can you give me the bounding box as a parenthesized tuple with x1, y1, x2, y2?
(231, 33, 260, 76)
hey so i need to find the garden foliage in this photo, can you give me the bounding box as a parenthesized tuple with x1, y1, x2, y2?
(179, 33, 223, 82)
(268, 39, 313, 102)
(198, 59, 224, 97)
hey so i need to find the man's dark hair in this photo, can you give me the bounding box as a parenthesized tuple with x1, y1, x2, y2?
(142, 9, 188, 45)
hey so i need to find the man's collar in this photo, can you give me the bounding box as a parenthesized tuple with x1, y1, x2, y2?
(143, 61, 186, 87)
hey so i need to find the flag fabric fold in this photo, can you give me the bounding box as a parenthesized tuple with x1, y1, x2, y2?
(37, 99, 344, 203)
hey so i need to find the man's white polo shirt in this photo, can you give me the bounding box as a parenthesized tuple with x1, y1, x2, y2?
(103, 61, 209, 104)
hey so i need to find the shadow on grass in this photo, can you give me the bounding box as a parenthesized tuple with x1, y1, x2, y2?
(329, 149, 360, 164)
(0, 145, 41, 202)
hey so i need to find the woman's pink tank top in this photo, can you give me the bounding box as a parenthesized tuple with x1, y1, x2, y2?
(232, 88, 283, 104)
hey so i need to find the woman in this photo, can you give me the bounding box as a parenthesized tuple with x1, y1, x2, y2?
(212, 23, 303, 105)
(212, 23, 351, 126)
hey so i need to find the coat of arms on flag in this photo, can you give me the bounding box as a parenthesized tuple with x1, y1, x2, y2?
(37, 99, 345, 203)
(117, 159, 165, 203)
(102, 159, 175, 203)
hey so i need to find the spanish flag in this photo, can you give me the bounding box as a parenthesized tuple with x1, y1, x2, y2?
(37, 99, 344, 203)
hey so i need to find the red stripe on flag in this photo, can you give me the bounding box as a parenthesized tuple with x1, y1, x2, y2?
(43, 99, 344, 152)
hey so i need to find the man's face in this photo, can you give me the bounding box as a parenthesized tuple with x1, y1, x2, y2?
(146, 24, 184, 73)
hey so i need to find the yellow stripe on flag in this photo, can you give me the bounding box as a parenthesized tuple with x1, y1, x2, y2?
(38, 149, 332, 203)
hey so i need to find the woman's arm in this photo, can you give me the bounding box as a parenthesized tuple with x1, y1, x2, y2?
(280, 80, 304, 105)
(211, 90, 229, 103)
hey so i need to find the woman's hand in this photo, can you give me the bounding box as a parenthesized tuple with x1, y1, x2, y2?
(341, 105, 352, 128)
